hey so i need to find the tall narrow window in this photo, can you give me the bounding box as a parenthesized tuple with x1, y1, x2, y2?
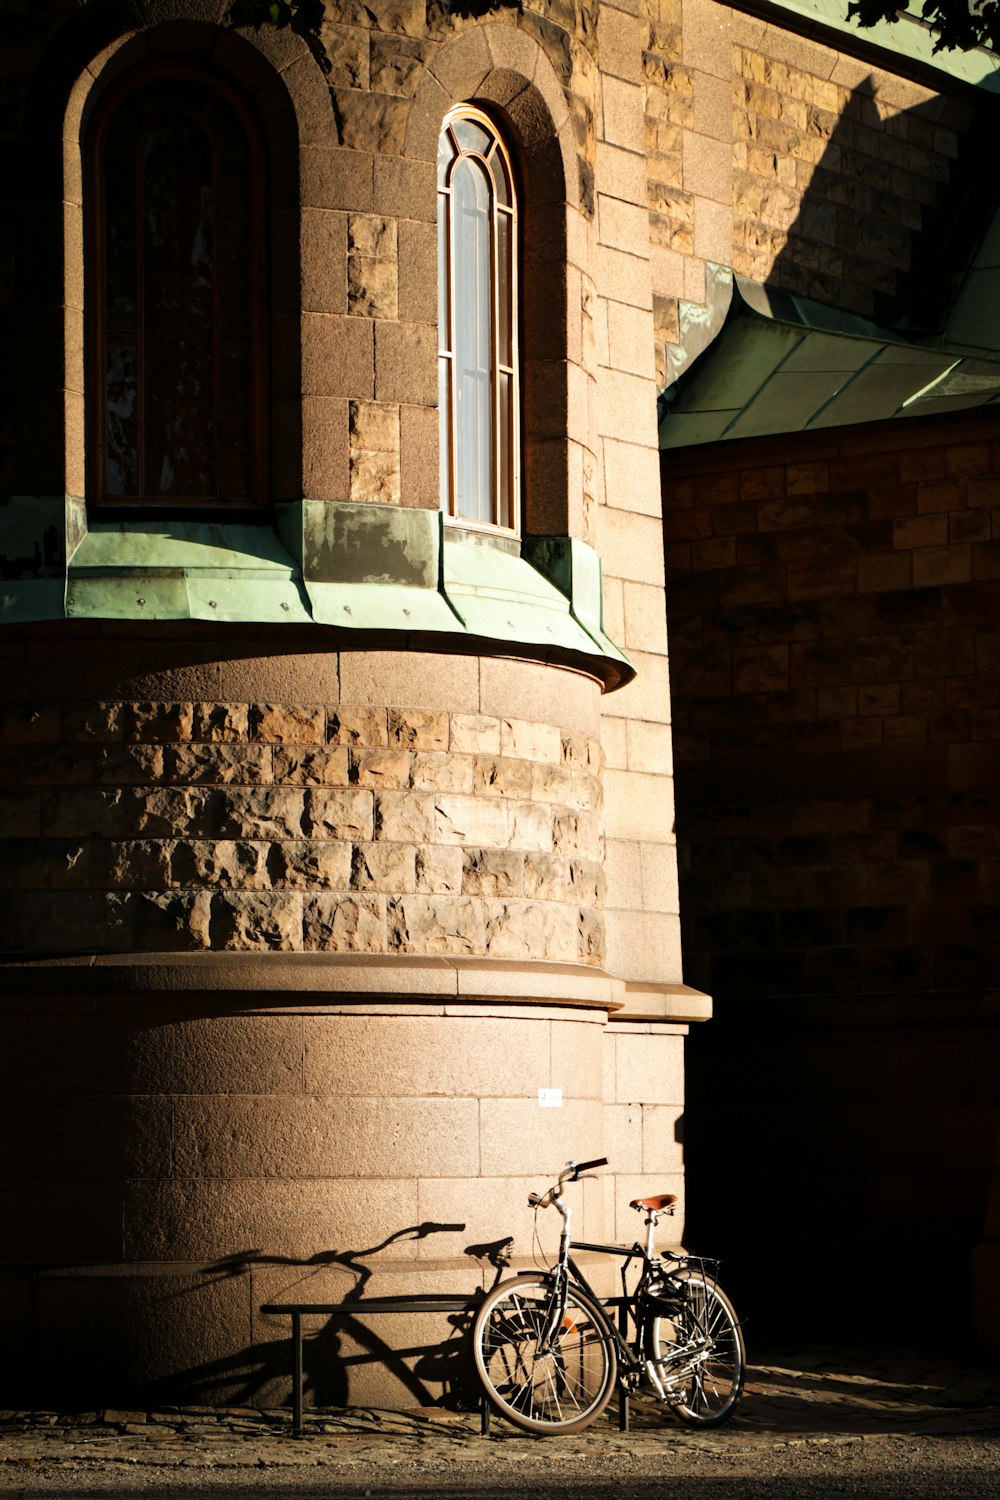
(438, 107, 518, 531)
(86, 63, 267, 509)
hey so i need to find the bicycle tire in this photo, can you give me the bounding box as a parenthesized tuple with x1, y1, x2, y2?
(471, 1275, 618, 1435)
(648, 1270, 744, 1426)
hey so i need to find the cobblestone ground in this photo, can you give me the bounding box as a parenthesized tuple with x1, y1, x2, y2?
(2, 1345, 999, 1497)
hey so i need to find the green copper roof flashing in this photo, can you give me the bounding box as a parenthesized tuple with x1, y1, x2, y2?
(661, 261, 1000, 448)
(64, 517, 312, 623)
(1, 500, 634, 691)
(446, 527, 633, 687)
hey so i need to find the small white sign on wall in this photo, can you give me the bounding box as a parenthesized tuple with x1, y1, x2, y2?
(538, 1087, 563, 1108)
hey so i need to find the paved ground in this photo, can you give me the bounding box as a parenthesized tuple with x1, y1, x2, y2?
(2, 1345, 999, 1497)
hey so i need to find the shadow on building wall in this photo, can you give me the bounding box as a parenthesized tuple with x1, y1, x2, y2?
(666, 75, 1000, 1347)
(28, 1222, 517, 1411)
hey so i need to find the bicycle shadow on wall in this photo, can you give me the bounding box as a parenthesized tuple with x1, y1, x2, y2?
(140, 1223, 516, 1412)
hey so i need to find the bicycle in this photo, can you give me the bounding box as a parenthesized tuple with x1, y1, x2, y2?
(470, 1157, 745, 1435)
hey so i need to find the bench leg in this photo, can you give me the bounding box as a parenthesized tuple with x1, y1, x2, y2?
(292, 1312, 303, 1437)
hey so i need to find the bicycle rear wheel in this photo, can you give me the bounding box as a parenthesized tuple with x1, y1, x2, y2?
(648, 1270, 744, 1425)
(471, 1275, 617, 1435)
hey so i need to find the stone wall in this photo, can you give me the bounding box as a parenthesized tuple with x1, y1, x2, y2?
(663, 408, 1000, 1333)
(0, 696, 605, 966)
(0, 0, 695, 1406)
(642, 0, 985, 386)
(0, 995, 616, 1405)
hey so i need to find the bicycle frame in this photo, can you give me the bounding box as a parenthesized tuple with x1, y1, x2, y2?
(472, 1159, 744, 1434)
(535, 1170, 706, 1404)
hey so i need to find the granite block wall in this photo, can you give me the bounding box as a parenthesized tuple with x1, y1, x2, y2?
(663, 410, 1000, 1335)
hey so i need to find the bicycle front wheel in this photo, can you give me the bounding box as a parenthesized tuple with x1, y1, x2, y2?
(648, 1270, 744, 1426)
(471, 1275, 617, 1435)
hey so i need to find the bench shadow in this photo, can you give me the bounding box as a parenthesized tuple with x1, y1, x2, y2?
(139, 1224, 516, 1413)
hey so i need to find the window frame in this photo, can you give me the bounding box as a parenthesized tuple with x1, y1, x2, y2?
(84, 58, 269, 514)
(437, 105, 520, 536)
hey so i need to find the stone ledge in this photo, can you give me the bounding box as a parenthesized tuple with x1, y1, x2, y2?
(0, 952, 623, 1010)
(610, 980, 713, 1023)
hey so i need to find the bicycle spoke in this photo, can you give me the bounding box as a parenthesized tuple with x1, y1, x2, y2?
(647, 1271, 744, 1426)
(473, 1278, 616, 1434)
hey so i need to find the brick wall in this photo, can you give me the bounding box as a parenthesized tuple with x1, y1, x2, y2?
(663, 409, 1000, 1333)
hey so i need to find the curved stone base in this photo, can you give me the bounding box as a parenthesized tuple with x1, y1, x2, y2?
(0, 957, 687, 1408)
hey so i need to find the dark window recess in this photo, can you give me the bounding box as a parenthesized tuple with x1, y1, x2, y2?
(87, 67, 266, 509)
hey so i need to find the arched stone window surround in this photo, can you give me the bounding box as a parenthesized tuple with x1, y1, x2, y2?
(55, 1, 335, 517)
(406, 26, 591, 541)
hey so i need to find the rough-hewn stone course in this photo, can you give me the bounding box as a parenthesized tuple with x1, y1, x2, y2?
(328, 708, 389, 747)
(304, 787, 374, 841)
(266, 840, 354, 890)
(461, 848, 523, 897)
(191, 703, 250, 742)
(250, 706, 325, 745)
(0, 704, 61, 744)
(303, 891, 386, 952)
(472, 755, 533, 799)
(374, 787, 435, 843)
(164, 745, 273, 785)
(351, 840, 416, 892)
(388, 708, 448, 750)
(94, 745, 165, 784)
(127, 704, 194, 743)
(272, 746, 351, 786)
(212, 892, 303, 952)
(350, 747, 412, 787)
(1, 701, 607, 963)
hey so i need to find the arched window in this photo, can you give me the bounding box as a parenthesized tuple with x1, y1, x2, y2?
(85, 62, 267, 509)
(437, 107, 518, 532)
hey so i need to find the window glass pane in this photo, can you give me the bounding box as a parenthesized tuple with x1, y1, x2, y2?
(489, 149, 511, 207)
(138, 79, 213, 121)
(205, 94, 248, 164)
(437, 195, 449, 351)
(104, 160, 137, 325)
(498, 369, 511, 531)
(452, 117, 491, 157)
(437, 127, 453, 188)
(104, 96, 147, 159)
(219, 337, 252, 499)
(497, 209, 512, 367)
(452, 156, 492, 524)
(439, 356, 452, 512)
(93, 70, 263, 508)
(217, 163, 251, 333)
(141, 114, 215, 497)
(105, 335, 138, 497)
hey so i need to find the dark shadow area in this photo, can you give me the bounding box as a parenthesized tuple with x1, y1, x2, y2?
(9, 1221, 518, 1413)
(665, 71, 1000, 1349)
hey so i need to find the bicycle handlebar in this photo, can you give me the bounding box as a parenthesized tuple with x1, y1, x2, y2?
(527, 1157, 609, 1209)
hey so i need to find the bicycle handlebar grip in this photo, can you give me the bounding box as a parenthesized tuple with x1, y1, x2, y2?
(575, 1156, 609, 1174)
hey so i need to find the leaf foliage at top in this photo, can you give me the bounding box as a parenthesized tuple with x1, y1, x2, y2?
(846, 0, 1000, 54)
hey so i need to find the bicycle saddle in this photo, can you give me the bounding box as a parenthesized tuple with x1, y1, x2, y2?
(630, 1193, 677, 1213)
